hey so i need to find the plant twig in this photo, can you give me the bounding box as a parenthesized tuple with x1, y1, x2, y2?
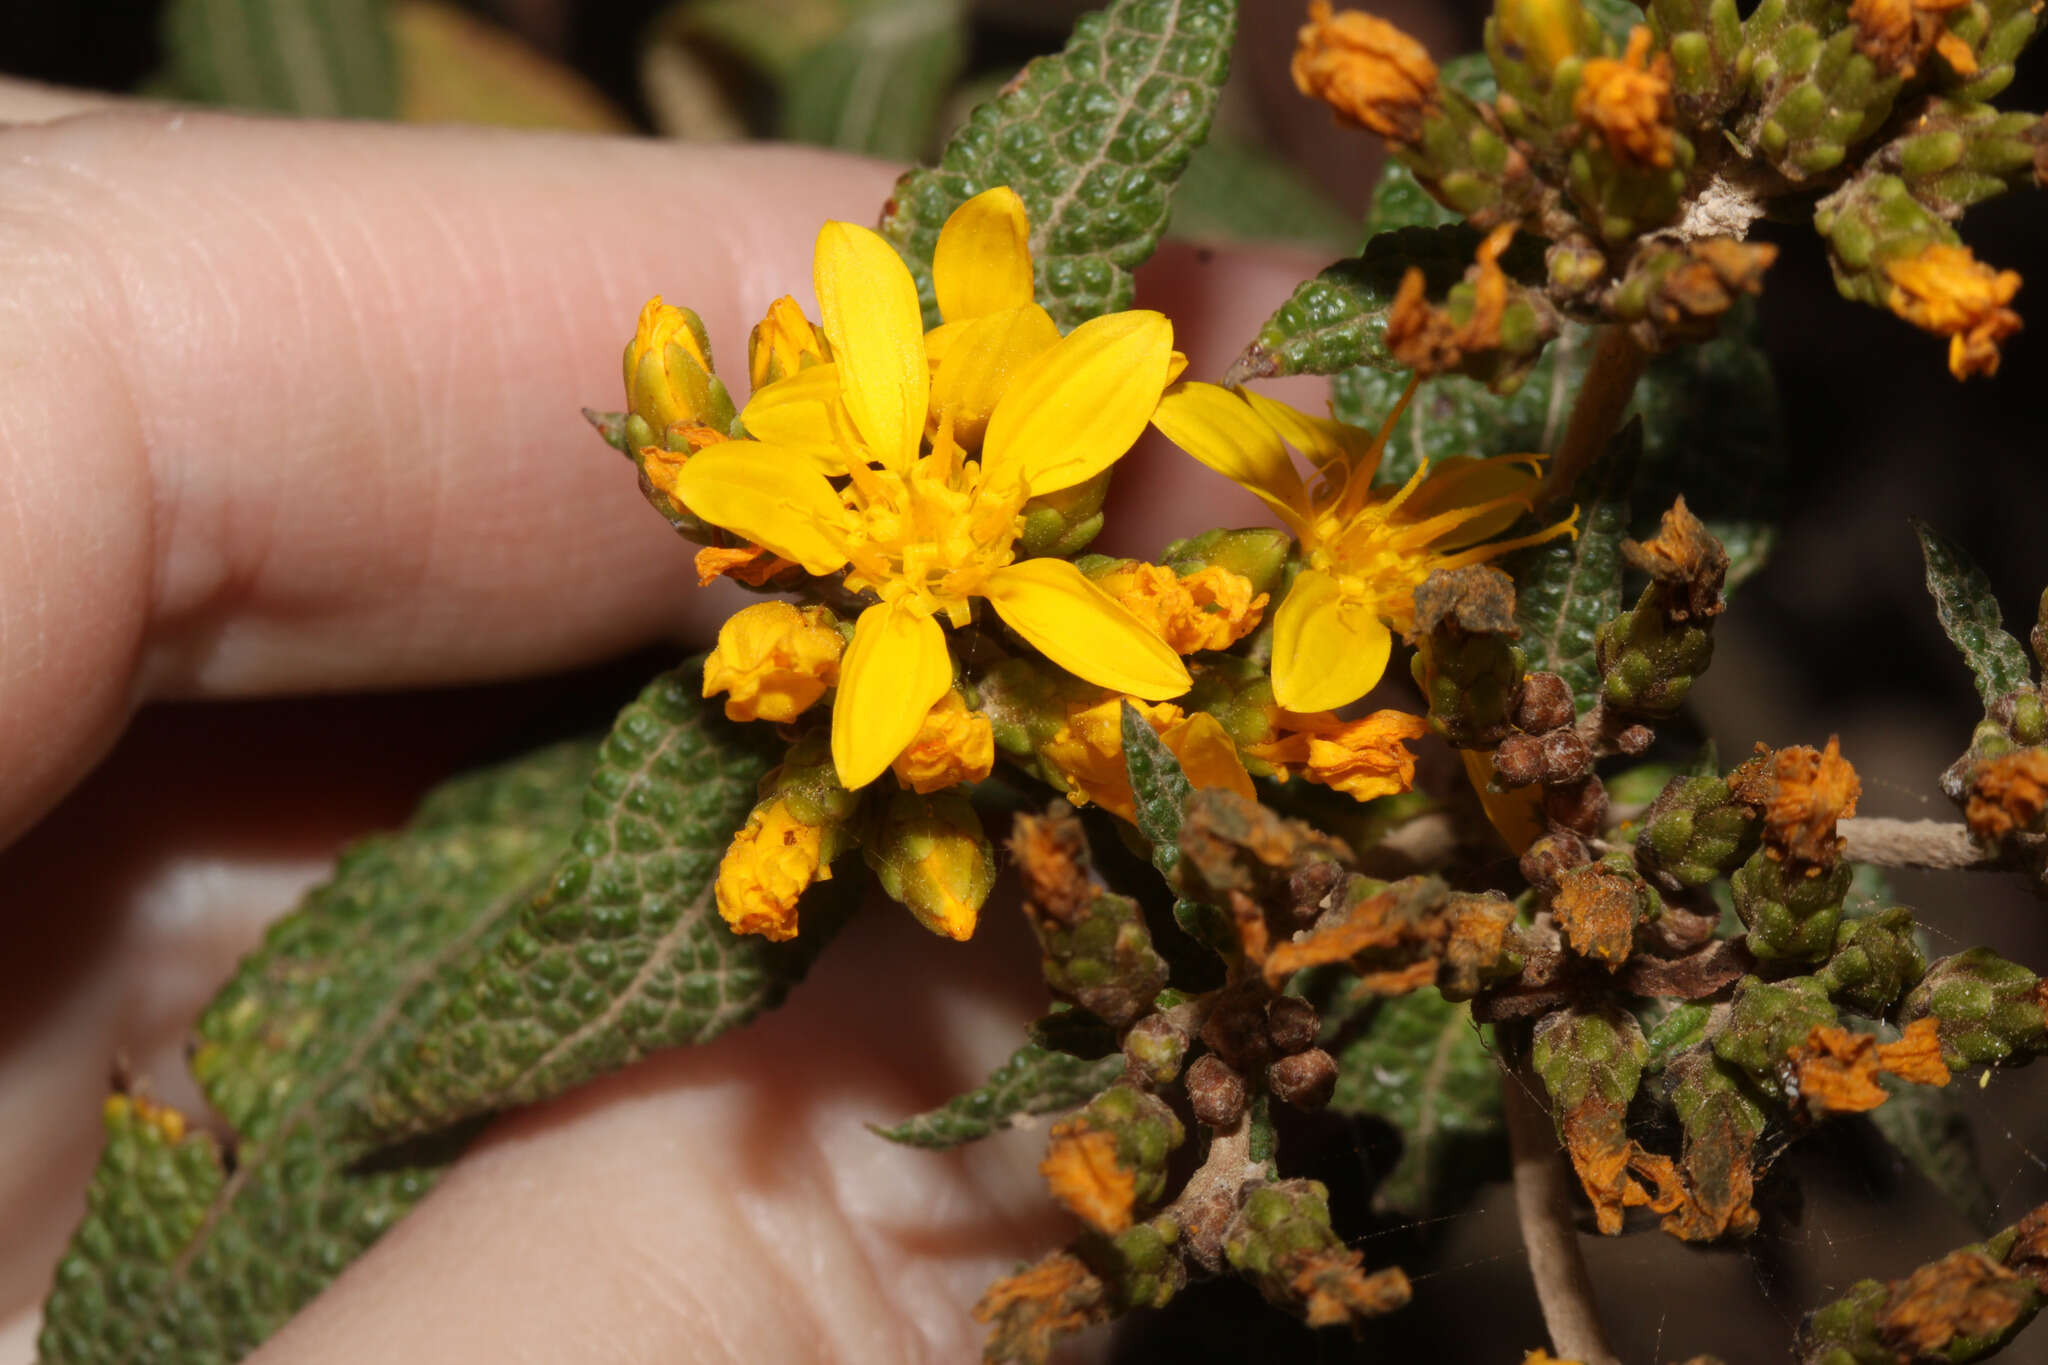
(1503, 1067, 1621, 1365)
(1539, 324, 1648, 508)
(1839, 816, 2046, 870)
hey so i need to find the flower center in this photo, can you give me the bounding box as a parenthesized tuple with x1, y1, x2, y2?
(839, 422, 1026, 625)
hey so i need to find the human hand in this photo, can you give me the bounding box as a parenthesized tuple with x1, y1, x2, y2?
(0, 94, 1320, 1363)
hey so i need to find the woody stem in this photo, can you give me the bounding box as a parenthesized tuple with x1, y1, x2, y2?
(1539, 325, 1649, 508)
(1503, 1066, 1621, 1365)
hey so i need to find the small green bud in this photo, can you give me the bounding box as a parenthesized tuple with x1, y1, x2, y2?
(1636, 773, 1762, 890)
(1732, 848, 1852, 962)
(1162, 527, 1295, 599)
(864, 790, 995, 942)
(1818, 907, 1929, 1015)
(1713, 975, 1837, 1097)
(1534, 1005, 1648, 1116)
(1900, 949, 2048, 1068)
(1016, 471, 1109, 559)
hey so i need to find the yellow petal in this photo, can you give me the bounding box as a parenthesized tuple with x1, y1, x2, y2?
(832, 603, 953, 789)
(983, 310, 1173, 496)
(981, 558, 1191, 700)
(671, 444, 850, 576)
(928, 303, 1062, 446)
(1270, 569, 1392, 712)
(738, 364, 848, 472)
(815, 220, 927, 472)
(1163, 712, 1258, 803)
(1151, 381, 1312, 533)
(1239, 386, 1383, 481)
(1399, 453, 1544, 547)
(933, 186, 1036, 324)
(1461, 748, 1544, 854)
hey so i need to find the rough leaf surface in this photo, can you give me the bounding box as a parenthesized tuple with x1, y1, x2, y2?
(1507, 426, 1639, 715)
(872, 1043, 1126, 1148)
(1916, 520, 2036, 707)
(362, 666, 839, 1139)
(1121, 699, 1192, 875)
(1330, 988, 1504, 1217)
(878, 0, 1236, 328)
(38, 741, 596, 1365)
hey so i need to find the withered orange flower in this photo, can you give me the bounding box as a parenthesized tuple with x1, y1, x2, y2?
(1291, 0, 1439, 142)
(1386, 224, 1518, 374)
(1848, 0, 1977, 78)
(1040, 1118, 1136, 1234)
(1763, 736, 1862, 868)
(1884, 242, 2024, 380)
(1573, 27, 1676, 169)
(1787, 1019, 1952, 1116)
(1966, 748, 2048, 842)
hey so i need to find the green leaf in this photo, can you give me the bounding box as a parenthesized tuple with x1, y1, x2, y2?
(1167, 133, 1352, 249)
(1865, 1082, 1997, 1233)
(1121, 698, 1191, 873)
(1226, 225, 1500, 385)
(39, 740, 596, 1365)
(870, 1043, 1125, 1148)
(1330, 989, 1504, 1218)
(782, 0, 967, 160)
(1915, 520, 2036, 707)
(361, 665, 846, 1140)
(879, 0, 1237, 328)
(161, 0, 398, 117)
(1506, 421, 1639, 714)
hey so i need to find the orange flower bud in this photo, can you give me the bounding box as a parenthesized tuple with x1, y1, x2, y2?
(701, 601, 845, 724)
(1884, 243, 2024, 380)
(1291, 0, 1438, 143)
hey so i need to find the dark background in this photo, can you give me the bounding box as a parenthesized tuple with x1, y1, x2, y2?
(3, 0, 2045, 1359)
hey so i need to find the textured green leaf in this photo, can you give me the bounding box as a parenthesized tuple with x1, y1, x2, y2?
(1331, 989, 1504, 1218)
(161, 0, 398, 117)
(1167, 133, 1352, 248)
(39, 740, 596, 1365)
(1506, 422, 1639, 714)
(1121, 698, 1191, 874)
(871, 1043, 1124, 1148)
(879, 0, 1236, 328)
(361, 665, 847, 1139)
(1916, 520, 2036, 706)
(1865, 1082, 1997, 1233)
(782, 0, 966, 160)
(1228, 225, 1511, 384)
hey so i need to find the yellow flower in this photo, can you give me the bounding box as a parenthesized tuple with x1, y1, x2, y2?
(1245, 707, 1430, 802)
(891, 690, 996, 794)
(714, 798, 832, 942)
(1042, 697, 1255, 821)
(624, 296, 719, 436)
(1153, 382, 1574, 712)
(1291, 0, 1439, 143)
(1883, 242, 2023, 380)
(672, 189, 1190, 789)
(1093, 560, 1268, 655)
(701, 601, 844, 724)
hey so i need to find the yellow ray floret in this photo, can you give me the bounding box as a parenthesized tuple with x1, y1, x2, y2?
(670, 194, 1190, 789)
(1153, 380, 1575, 713)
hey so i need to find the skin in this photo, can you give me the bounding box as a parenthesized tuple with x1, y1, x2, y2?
(0, 85, 1321, 1364)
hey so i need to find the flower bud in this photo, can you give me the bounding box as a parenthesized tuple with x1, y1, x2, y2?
(623, 296, 735, 442)
(1731, 847, 1853, 963)
(1900, 949, 2048, 1069)
(864, 790, 996, 941)
(1712, 975, 1837, 1098)
(1162, 526, 1295, 600)
(1818, 907, 1928, 1016)
(1265, 996, 1322, 1054)
(1225, 1179, 1412, 1326)
(1513, 670, 1576, 732)
(1123, 1013, 1190, 1088)
(1268, 1049, 1340, 1110)
(701, 602, 844, 725)
(890, 690, 995, 794)
(1041, 1084, 1185, 1234)
(1635, 772, 1762, 891)
(1187, 1054, 1249, 1128)
(745, 294, 830, 391)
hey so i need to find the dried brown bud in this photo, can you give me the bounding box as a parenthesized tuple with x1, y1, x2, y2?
(1009, 804, 1099, 926)
(1266, 996, 1323, 1054)
(1521, 830, 1590, 890)
(1269, 1049, 1340, 1110)
(1514, 672, 1576, 733)
(1288, 858, 1349, 925)
(1200, 982, 1275, 1071)
(1543, 776, 1609, 837)
(1615, 723, 1655, 756)
(1188, 1054, 1250, 1128)
(1494, 732, 1546, 788)
(1623, 496, 1729, 621)
(1539, 728, 1596, 786)
(1413, 564, 1519, 638)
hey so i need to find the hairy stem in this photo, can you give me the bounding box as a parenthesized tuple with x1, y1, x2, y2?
(1540, 325, 1649, 507)
(1840, 816, 2046, 870)
(1503, 1070, 1620, 1365)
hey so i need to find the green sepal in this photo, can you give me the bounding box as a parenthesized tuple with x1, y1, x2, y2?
(870, 1042, 1126, 1149)
(1916, 519, 2037, 709)
(1121, 698, 1193, 876)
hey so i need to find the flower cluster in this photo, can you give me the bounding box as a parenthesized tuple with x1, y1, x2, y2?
(612, 185, 1551, 945)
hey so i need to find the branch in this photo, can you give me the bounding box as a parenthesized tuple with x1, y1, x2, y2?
(1503, 1069, 1620, 1365)
(1839, 816, 2046, 871)
(1538, 324, 1648, 509)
